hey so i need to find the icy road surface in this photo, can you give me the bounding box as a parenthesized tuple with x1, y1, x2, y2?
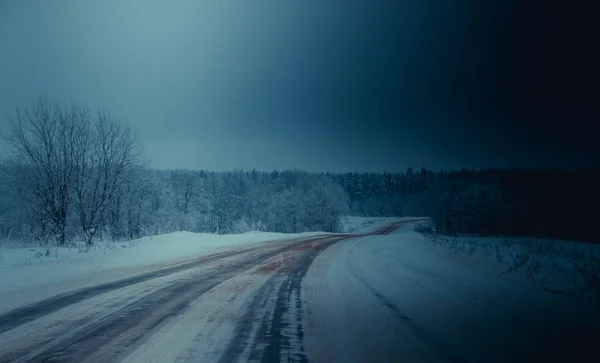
(303, 224, 600, 363)
(0, 219, 598, 362)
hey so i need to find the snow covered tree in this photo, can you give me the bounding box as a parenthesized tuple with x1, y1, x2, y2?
(70, 108, 143, 247)
(3, 100, 84, 246)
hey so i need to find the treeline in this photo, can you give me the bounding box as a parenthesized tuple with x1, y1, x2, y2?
(0, 166, 349, 246)
(1, 100, 598, 247)
(101, 169, 349, 239)
(329, 168, 433, 216)
(334, 168, 600, 244)
(0, 100, 349, 247)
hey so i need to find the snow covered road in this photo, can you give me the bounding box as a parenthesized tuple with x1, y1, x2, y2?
(0, 233, 341, 362)
(302, 222, 600, 363)
(0, 220, 412, 363)
(1, 218, 597, 362)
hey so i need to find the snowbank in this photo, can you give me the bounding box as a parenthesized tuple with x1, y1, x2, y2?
(411, 220, 600, 296)
(0, 231, 299, 268)
(0, 230, 323, 312)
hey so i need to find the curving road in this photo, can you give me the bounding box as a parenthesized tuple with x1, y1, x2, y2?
(0, 221, 416, 363)
(3, 217, 593, 363)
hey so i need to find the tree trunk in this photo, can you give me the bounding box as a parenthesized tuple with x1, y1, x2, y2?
(85, 228, 95, 247)
(56, 229, 66, 247)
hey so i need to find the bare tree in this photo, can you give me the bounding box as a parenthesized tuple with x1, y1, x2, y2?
(72, 110, 142, 247)
(169, 171, 201, 230)
(2, 100, 143, 247)
(117, 168, 154, 240)
(170, 171, 197, 216)
(3, 100, 82, 246)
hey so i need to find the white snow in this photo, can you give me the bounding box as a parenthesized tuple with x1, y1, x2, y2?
(0, 230, 323, 313)
(302, 221, 600, 362)
(124, 266, 272, 363)
(0, 264, 208, 360)
(4, 217, 598, 361)
(0, 215, 416, 300)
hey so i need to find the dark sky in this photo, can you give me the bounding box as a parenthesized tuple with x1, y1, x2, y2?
(0, 1, 597, 172)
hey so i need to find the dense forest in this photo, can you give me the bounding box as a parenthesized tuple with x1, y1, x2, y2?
(1, 101, 598, 247)
(0, 166, 350, 246)
(2, 165, 598, 246)
(335, 168, 600, 244)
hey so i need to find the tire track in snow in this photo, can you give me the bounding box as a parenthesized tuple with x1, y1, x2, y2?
(361, 279, 465, 363)
(0, 235, 342, 363)
(218, 220, 424, 363)
(0, 247, 259, 335)
(1, 221, 413, 362)
(0, 234, 322, 335)
(343, 233, 465, 363)
(218, 236, 349, 363)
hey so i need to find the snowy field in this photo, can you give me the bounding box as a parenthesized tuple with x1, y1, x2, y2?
(0, 231, 319, 269)
(417, 227, 600, 296)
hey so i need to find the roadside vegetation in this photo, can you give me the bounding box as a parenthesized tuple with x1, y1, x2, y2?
(413, 222, 600, 296)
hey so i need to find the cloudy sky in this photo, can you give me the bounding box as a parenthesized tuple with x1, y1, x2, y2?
(0, 1, 597, 172)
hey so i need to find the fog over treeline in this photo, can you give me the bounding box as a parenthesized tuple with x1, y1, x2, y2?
(1, 101, 598, 247)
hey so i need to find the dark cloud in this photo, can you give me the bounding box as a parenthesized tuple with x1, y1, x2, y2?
(0, 1, 597, 172)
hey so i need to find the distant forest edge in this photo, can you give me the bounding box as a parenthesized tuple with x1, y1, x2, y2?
(1, 101, 598, 246)
(1, 166, 599, 246)
(334, 168, 599, 244)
